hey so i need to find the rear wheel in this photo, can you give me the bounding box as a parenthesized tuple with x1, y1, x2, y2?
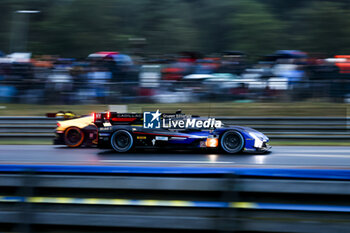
(111, 130, 134, 152)
(64, 127, 84, 148)
(220, 130, 244, 154)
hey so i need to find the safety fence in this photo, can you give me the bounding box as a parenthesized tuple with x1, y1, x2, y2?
(0, 116, 349, 140)
(0, 165, 350, 232)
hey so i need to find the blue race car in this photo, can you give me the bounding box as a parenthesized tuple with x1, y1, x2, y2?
(94, 111, 271, 154)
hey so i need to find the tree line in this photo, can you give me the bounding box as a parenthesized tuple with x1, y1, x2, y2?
(1, 0, 350, 58)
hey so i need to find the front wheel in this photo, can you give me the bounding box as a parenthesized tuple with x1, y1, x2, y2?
(110, 130, 134, 152)
(220, 130, 244, 154)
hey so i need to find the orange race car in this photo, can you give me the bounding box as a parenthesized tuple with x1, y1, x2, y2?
(48, 112, 98, 147)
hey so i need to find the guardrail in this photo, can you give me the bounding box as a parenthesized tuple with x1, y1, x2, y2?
(0, 165, 350, 232)
(0, 116, 349, 140)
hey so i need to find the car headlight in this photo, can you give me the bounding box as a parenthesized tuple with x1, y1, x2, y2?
(248, 132, 264, 148)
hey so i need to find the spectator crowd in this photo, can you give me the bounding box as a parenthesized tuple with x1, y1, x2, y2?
(0, 50, 349, 104)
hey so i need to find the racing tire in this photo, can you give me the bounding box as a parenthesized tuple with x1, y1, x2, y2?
(64, 127, 85, 148)
(220, 130, 244, 154)
(110, 130, 134, 153)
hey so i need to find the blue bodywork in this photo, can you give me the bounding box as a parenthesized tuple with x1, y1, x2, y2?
(98, 124, 270, 153)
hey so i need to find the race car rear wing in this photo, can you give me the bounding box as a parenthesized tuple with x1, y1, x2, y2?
(46, 111, 77, 119)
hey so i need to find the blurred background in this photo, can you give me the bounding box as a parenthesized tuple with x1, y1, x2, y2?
(1, 2, 350, 233)
(0, 0, 349, 107)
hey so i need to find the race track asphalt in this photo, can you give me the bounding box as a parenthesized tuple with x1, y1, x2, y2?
(0, 145, 350, 168)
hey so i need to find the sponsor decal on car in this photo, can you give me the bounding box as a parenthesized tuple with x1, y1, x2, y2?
(143, 109, 222, 129)
(143, 110, 162, 129)
(103, 122, 112, 127)
(155, 136, 168, 141)
(162, 117, 221, 129)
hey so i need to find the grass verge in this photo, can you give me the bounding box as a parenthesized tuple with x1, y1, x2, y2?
(0, 102, 349, 116)
(0, 139, 52, 145)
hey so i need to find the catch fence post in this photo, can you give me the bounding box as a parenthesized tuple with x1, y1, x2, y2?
(15, 170, 36, 233)
(217, 173, 240, 232)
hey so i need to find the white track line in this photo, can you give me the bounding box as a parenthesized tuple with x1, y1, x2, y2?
(273, 154, 350, 158)
(275, 150, 350, 153)
(100, 160, 233, 164)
